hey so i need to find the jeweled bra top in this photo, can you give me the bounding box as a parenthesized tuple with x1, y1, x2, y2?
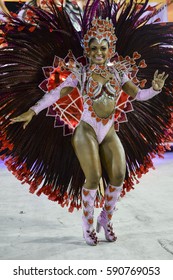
(80, 65, 123, 125)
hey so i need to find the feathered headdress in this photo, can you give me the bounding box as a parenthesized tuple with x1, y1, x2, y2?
(83, 17, 117, 58)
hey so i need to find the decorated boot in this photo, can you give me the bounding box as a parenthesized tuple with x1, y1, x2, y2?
(82, 187, 98, 246)
(96, 184, 122, 242)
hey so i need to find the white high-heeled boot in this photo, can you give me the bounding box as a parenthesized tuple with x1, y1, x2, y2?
(82, 187, 98, 246)
(96, 184, 122, 242)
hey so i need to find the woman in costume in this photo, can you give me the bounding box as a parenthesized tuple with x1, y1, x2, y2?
(0, 0, 173, 246)
(10, 18, 168, 245)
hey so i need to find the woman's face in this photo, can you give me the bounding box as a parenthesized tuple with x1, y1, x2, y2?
(88, 39, 109, 65)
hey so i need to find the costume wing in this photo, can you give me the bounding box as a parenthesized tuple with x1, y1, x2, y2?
(114, 0, 173, 193)
(0, 2, 86, 211)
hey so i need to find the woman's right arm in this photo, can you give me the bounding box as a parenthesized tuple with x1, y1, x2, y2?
(30, 85, 75, 115)
(10, 75, 78, 129)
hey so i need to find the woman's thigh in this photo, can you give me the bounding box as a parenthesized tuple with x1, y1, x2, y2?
(99, 126, 126, 186)
(72, 121, 102, 188)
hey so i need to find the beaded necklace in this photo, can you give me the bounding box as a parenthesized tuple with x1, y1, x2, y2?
(88, 64, 111, 79)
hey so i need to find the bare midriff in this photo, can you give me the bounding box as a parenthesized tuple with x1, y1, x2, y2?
(92, 97, 115, 118)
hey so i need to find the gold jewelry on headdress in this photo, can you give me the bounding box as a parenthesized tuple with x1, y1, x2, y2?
(83, 17, 117, 59)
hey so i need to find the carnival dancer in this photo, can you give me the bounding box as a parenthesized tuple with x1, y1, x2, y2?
(0, 0, 173, 246)
(10, 19, 168, 245)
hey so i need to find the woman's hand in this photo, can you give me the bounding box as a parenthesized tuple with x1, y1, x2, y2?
(10, 109, 36, 129)
(152, 70, 168, 91)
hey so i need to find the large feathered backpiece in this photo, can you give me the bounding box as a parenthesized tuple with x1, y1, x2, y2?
(0, 0, 173, 211)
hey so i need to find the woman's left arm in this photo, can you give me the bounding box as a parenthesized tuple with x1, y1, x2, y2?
(122, 70, 168, 100)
